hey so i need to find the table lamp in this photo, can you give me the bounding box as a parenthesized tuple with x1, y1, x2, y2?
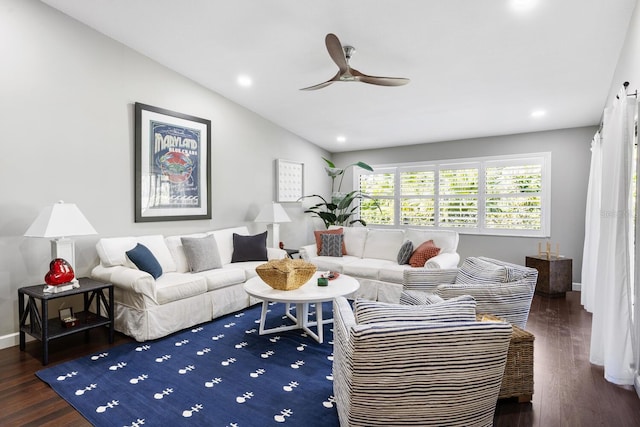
(24, 201, 98, 273)
(254, 202, 291, 248)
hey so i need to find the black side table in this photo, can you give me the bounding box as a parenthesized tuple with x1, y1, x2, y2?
(285, 248, 300, 259)
(18, 277, 114, 365)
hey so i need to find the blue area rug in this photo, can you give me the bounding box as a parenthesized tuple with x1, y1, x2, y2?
(36, 302, 339, 427)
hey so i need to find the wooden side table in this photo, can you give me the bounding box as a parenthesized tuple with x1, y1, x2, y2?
(18, 277, 114, 365)
(525, 255, 572, 297)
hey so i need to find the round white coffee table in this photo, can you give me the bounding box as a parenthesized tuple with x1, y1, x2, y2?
(243, 273, 359, 343)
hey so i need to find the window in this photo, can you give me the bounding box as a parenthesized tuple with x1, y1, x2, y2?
(356, 153, 550, 237)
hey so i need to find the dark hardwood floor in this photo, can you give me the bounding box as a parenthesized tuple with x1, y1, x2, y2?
(1, 292, 639, 426)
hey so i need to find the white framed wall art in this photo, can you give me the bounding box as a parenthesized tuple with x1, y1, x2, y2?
(276, 159, 304, 202)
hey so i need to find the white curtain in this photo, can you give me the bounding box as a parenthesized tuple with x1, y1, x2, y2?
(581, 131, 602, 313)
(587, 87, 636, 385)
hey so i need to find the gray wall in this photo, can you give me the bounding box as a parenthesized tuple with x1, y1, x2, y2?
(0, 0, 328, 347)
(333, 126, 596, 283)
(2, 0, 636, 350)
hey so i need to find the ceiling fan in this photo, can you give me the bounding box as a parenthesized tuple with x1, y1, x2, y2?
(300, 33, 410, 91)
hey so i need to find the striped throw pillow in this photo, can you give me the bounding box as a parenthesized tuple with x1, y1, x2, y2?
(399, 290, 444, 305)
(396, 240, 414, 264)
(319, 233, 344, 257)
(455, 257, 508, 284)
(354, 295, 477, 324)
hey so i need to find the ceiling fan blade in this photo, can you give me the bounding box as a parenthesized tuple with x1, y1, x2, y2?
(299, 71, 341, 91)
(325, 33, 348, 73)
(351, 68, 410, 86)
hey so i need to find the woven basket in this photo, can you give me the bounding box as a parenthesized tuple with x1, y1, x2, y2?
(478, 314, 535, 402)
(255, 259, 317, 291)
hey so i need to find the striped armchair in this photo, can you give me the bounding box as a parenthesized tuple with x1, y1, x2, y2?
(402, 257, 538, 329)
(333, 296, 512, 427)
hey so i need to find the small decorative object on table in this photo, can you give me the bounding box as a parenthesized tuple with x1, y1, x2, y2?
(59, 307, 78, 328)
(255, 258, 317, 291)
(44, 258, 80, 293)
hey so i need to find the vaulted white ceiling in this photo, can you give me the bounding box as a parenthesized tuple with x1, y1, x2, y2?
(42, 0, 636, 152)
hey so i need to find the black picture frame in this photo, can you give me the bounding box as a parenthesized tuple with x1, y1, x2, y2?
(134, 103, 212, 222)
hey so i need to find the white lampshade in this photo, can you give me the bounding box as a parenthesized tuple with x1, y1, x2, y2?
(254, 202, 291, 248)
(24, 201, 97, 273)
(254, 202, 292, 224)
(24, 201, 97, 238)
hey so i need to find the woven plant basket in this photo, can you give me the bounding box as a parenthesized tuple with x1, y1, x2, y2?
(255, 259, 317, 291)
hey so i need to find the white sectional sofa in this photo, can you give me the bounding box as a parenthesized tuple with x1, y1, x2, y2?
(91, 226, 286, 341)
(299, 226, 460, 303)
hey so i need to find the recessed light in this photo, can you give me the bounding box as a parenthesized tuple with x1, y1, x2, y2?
(531, 110, 546, 118)
(237, 75, 253, 87)
(336, 135, 347, 143)
(510, 0, 537, 12)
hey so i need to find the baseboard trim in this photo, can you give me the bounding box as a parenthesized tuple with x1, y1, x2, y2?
(572, 282, 581, 292)
(0, 332, 33, 351)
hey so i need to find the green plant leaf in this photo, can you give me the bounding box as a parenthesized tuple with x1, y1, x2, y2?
(322, 157, 336, 168)
(354, 161, 374, 172)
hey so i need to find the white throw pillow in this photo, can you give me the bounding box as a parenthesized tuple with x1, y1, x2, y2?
(137, 235, 177, 273)
(96, 237, 136, 267)
(330, 225, 368, 258)
(362, 229, 405, 261)
(405, 229, 458, 254)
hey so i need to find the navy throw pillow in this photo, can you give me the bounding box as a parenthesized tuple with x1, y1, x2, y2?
(126, 243, 163, 279)
(231, 231, 268, 262)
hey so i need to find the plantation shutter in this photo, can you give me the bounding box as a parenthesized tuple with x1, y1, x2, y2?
(485, 160, 543, 230)
(438, 165, 479, 228)
(399, 168, 436, 226)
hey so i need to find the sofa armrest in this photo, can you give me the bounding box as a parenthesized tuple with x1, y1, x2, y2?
(91, 264, 157, 300)
(424, 252, 460, 269)
(267, 247, 287, 260)
(299, 244, 317, 261)
(403, 268, 458, 293)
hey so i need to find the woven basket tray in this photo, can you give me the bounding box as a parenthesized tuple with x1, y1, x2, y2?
(478, 314, 535, 402)
(255, 259, 317, 291)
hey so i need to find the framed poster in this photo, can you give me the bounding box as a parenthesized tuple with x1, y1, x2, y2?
(135, 102, 211, 222)
(276, 159, 304, 202)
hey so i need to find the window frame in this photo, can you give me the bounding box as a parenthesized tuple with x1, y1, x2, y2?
(354, 152, 551, 237)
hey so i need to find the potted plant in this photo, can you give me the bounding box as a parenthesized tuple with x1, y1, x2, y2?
(300, 157, 380, 228)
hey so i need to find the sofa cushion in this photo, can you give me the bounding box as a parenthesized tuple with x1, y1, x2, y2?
(397, 240, 414, 264)
(330, 225, 368, 257)
(409, 240, 441, 267)
(195, 266, 247, 291)
(314, 228, 347, 255)
(362, 229, 405, 261)
(126, 243, 163, 279)
(231, 231, 268, 262)
(312, 255, 360, 273)
(320, 233, 344, 257)
(181, 235, 222, 272)
(405, 229, 458, 254)
(354, 295, 477, 324)
(154, 272, 208, 305)
(455, 257, 508, 284)
(343, 258, 398, 280)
